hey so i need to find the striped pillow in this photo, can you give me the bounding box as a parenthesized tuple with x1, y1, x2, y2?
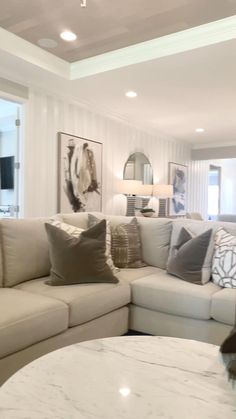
(111, 218, 146, 268)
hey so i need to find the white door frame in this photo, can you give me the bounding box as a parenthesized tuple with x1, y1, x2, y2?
(0, 91, 26, 218)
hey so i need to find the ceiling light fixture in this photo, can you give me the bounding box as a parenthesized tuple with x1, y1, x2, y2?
(81, 0, 87, 7)
(195, 128, 205, 133)
(60, 31, 77, 42)
(37, 38, 58, 49)
(126, 91, 137, 98)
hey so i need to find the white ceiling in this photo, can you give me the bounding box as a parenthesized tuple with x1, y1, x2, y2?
(69, 39, 236, 146)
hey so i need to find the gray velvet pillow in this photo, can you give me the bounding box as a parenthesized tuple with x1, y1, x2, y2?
(45, 219, 118, 286)
(167, 227, 212, 285)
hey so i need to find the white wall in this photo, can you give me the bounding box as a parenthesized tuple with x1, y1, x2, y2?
(213, 159, 236, 214)
(23, 89, 191, 217)
(188, 158, 236, 220)
(187, 160, 209, 220)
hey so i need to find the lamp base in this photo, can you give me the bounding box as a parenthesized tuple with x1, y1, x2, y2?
(158, 199, 167, 217)
(126, 196, 136, 216)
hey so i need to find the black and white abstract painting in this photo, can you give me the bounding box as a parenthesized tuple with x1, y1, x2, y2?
(58, 132, 102, 213)
(168, 162, 187, 216)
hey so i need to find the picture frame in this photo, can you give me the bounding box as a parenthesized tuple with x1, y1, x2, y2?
(168, 162, 187, 216)
(57, 132, 102, 213)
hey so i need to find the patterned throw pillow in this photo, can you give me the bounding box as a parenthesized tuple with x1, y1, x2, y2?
(88, 214, 119, 273)
(111, 218, 146, 269)
(212, 228, 236, 288)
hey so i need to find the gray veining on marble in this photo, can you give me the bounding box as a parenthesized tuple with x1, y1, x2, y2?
(0, 336, 235, 419)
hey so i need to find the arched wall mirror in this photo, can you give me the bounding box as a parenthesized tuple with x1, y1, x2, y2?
(123, 152, 153, 184)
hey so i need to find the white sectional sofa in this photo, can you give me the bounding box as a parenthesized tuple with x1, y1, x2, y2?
(0, 212, 235, 386)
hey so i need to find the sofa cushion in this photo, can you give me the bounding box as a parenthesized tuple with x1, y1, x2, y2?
(211, 288, 236, 325)
(117, 266, 162, 283)
(167, 227, 213, 285)
(57, 212, 105, 229)
(45, 221, 118, 286)
(0, 218, 51, 287)
(137, 218, 173, 269)
(0, 288, 68, 358)
(16, 276, 131, 327)
(131, 271, 220, 320)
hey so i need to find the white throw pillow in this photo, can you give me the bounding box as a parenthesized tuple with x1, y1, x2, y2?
(212, 228, 236, 288)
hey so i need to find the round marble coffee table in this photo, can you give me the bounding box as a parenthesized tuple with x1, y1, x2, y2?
(0, 336, 235, 418)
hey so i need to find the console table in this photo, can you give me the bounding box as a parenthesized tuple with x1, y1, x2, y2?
(0, 336, 235, 418)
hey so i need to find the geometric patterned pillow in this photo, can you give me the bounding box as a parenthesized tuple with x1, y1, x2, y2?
(212, 228, 236, 288)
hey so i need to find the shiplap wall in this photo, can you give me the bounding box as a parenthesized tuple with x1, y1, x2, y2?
(187, 160, 209, 220)
(23, 90, 191, 217)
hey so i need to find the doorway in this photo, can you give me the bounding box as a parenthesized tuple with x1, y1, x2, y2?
(0, 98, 22, 218)
(208, 165, 221, 221)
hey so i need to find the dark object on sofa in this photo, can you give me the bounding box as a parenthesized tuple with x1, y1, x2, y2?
(220, 327, 236, 385)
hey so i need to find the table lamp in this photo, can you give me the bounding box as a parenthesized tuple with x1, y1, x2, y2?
(153, 184, 173, 217)
(116, 180, 142, 216)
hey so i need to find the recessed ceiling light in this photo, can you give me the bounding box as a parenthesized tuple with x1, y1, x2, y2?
(37, 38, 58, 49)
(126, 91, 137, 98)
(60, 31, 77, 42)
(195, 128, 205, 133)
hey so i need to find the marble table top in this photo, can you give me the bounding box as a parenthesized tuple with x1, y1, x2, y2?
(0, 336, 235, 419)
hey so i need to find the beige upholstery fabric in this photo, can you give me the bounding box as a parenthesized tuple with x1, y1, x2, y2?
(129, 305, 232, 345)
(0, 307, 128, 386)
(58, 212, 104, 229)
(0, 288, 68, 358)
(138, 218, 173, 269)
(211, 288, 236, 326)
(117, 266, 162, 283)
(0, 218, 51, 287)
(131, 271, 220, 320)
(16, 277, 131, 327)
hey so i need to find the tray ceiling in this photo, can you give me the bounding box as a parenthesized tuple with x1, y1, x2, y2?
(0, 0, 236, 62)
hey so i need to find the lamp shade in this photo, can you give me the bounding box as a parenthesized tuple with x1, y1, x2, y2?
(137, 184, 153, 196)
(116, 180, 142, 195)
(153, 184, 173, 198)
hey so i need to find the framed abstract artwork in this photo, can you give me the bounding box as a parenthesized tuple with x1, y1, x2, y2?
(168, 162, 187, 216)
(57, 132, 102, 213)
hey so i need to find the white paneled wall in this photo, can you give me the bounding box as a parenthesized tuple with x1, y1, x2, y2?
(187, 160, 209, 220)
(24, 89, 190, 217)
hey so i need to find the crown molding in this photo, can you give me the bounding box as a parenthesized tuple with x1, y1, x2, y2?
(0, 16, 236, 81)
(71, 15, 236, 79)
(0, 27, 69, 79)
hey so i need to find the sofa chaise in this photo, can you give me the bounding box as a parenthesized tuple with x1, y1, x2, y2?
(0, 212, 235, 386)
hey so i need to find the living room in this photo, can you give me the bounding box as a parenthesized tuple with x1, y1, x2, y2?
(0, 1, 236, 418)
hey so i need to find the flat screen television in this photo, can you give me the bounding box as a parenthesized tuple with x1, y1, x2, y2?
(0, 156, 14, 190)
